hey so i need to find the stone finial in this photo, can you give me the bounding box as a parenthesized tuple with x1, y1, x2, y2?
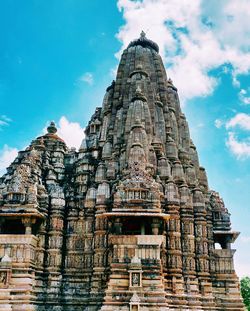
(140, 30, 146, 39)
(47, 121, 57, 134)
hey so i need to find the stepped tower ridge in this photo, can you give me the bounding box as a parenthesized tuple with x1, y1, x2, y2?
(0, 33, 244, 311)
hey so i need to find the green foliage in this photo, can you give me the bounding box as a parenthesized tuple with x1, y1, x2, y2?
(241, 277, 250, 310)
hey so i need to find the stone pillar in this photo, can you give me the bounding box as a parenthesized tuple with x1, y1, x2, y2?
(22, 218, 36, 235)
(179, 184, 201, 309)
(193, 187, 214, 309)
(164, 178, 186, 308)
(151, 218, 160, 235)
(90, 215, 108, 305)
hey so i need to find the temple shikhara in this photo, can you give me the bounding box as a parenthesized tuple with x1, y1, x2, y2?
(0, 33, 244, 310)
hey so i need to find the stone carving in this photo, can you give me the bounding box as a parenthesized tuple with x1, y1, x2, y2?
(132, 273, 140, 286)
(0, 271, 7, 286)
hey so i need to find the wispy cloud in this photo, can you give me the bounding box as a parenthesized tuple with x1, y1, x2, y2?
(0, 115, 12, 129)
(116, 0, 250, 103)
(214, 119, 223, 128)
(239, 88, 250, 105)
(216, 113, 250, 158)
(78, 72, 94, 85)
(226, 132, 250, 159)
(0, 144, 18, 176)
(226, 113, 250, 131)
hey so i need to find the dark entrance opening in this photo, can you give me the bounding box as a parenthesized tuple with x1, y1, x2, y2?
(122, 217, 152, 235)
(1, 219, 25, 234)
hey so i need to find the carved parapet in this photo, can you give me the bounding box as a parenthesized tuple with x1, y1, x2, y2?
(114, 187, 161, 208)
(0, 235, 38, 265)
(213, 249, 236, 274)
(109, 235, 165, 263)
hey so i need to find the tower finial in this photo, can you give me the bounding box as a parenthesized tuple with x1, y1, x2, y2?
(140, 30, 146, 39)
(47, 121, 57, 134)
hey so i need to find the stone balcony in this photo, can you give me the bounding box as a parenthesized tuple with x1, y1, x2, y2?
(109, 235, 165, 263)
(213, 249, 236, 274)
(0, 234, 38, 266)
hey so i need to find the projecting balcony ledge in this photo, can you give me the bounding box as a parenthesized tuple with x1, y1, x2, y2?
(96, 212, 170, 221)
(213, 231, 240, 243)
(0, 204, 45, 219)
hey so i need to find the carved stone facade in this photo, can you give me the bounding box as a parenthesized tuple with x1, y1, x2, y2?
(0, 33, 244, 310)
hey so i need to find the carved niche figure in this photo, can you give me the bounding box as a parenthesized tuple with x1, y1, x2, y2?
(132, 273, 140, 287)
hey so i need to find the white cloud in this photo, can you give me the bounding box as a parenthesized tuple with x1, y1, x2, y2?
(78, 72, 94, 85)
(225, 113, 250, 158)
(226, 132, 250, 159)
(116, 0, 250, 103)
(0, 145, 18, 176)
(57, 116, 85, 149)
(239, 89, 250, 105)
(226, 113, 250, 131)
(214, 119, 223, 128)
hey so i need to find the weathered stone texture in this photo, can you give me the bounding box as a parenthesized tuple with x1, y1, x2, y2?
(0, 33, 244, 310)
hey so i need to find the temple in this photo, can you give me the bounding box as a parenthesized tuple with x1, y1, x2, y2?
(0, 33, 244, 310)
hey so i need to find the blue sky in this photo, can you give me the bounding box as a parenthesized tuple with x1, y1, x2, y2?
(0, 0, 250, 277)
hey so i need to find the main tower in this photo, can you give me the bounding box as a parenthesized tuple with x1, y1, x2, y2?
(0, 33, 244, 310)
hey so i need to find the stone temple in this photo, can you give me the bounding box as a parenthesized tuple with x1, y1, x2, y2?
(0, 33, 244, 310)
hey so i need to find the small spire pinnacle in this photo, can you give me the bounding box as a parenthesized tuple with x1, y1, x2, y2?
(47, 121, 57, 134)
(134, 117, 142, 126)
(132, 85, 147, 102)
(135, 85, 143, 96)
(140, 30, 146, 39)
(136, 63, 142, 70)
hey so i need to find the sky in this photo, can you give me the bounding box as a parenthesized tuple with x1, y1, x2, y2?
(0, 0, 250, 277)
